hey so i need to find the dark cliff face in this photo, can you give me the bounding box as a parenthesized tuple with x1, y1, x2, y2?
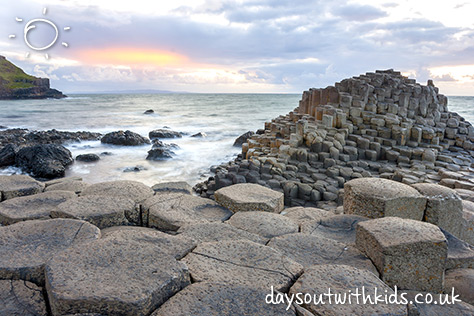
(0, 56, 66, 100)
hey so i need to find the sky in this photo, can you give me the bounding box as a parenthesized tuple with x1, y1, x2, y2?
(1, 0, 474, 94)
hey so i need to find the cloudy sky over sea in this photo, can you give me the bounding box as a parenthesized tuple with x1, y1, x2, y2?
(1, 0, 474, 94)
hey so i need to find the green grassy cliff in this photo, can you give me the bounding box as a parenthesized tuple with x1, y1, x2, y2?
(0, 56, 37, 90)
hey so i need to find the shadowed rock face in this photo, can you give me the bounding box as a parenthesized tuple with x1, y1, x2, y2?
(15, 144, 74, 179)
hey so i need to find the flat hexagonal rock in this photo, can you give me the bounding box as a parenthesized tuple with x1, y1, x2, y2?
(0, 280, 48, 316)
(101, 226, 196, 259)
(215, 183, 284, 213)
(81, 180, 154, 204)
(45, 239, 190, 316)
(45, 179, 90, 194)
(181, 239, 303, 292)
(267, 233, 378, 275)
(226, 211, 298, 239)
(280, 206, 334, 225)
(289, 265, 407, 316)
(0, 190, 76, 225)
(344, 178, 426, 220)
(51, 195, 138, 228)
(300, 214, 369, 244)
(0, 219, 100, 285)
(151, 282, 296, 316)
(177, 222, 267, 244)
(0, 175, 45, 201)
(151, 181, 193, 194)
(143, 193, 233, 231)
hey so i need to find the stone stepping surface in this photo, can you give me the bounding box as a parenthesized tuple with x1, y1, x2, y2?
(0, 175, 44, 201)
(181, 239, 303, 292)
(215, 183, 284, 213)
(444, 268, 474, 306)
(226, 211, 298, 239)
(81, 180, 154, 204)
(0, 218, 100, 285)
(177, 222, 266, 244)
(143, 193, 233, 231)
(51, 195, 138, 228)
(280, 206, 334, 225)
(101, 226, 196, 259)
(0, 280, 48, 316)
(151, 282, 297, 316)
(45, 238, 190, 316)
(289, 264, 407, 316)
(268, 233, 378, 275)
(45, 179, 90, 194)
(0, 190, 76, 225)
(300, 214, 369, 244)
(442, 228, 474, 270)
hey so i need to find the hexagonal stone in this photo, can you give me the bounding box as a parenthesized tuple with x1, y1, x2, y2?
(45, 238, 190, 316)
(143, 193, 233, 231)
(356, 217, 447, 292)
(151, 181, 192, 194)
(182, 240, 303, 291)
(215, 183, 284, 213)
(101, 226, 196, 259)
(412, 183, 464, 238)
(0, 280, 48, 316)
(0, 219, 100, 285)
(461, 201, 474, 245)
(344, 178, 426, 220)
(226, 211, 298, 239)
(442, 229, 474, 270)
(81, 180, 154, 204)
(51, 195, 138, 228)
(300, 214, 369, 244)
(289, 265, 407, 316)
(267, 233, 378, 275)
(0, 190, 76, 225)
(151, 282, 296, 316)
(444, 268, 474, 305)
(45, 179, 90, 194)
(0, 175, 45, 201)
(280, 206, 334, 225)
(177, 222, 266, 244)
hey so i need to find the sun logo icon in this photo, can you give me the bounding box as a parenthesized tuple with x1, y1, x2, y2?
(9, 7, 71, 60)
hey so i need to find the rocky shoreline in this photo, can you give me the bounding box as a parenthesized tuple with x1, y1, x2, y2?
(0, 69, 473, 315)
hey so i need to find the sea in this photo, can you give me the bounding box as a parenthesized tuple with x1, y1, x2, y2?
(0, 94, 473, 187)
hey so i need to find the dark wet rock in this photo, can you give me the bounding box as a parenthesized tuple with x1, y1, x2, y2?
(76, 153, 100, 162)
(16, 144, 73, 179)
(233, 131, 254, 147)
(191, 132, 206, 138)
(146, 140, 178, 160)
(23, 129, 101, 145)
(144, 109, 154, 114)
(123, 165, 147, 172)
(0, 144, 18, 167)
(149, 129, 182, 139)
(100, 151, 112, 156)
(101, 130, 150, 146)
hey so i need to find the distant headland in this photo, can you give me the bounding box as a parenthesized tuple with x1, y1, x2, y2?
(0, 55, 66, 100)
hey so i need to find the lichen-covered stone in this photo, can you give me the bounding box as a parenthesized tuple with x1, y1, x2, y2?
(215, 183, 284, 213)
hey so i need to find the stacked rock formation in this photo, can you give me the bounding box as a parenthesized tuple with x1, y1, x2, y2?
(1, 174, 473, 315)
(195, 69, 474, 212)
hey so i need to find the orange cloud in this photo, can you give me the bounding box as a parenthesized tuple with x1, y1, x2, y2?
(76, 48, 188, 67)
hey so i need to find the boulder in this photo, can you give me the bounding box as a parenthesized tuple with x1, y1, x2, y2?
(444, 269, 474, 305)
(233, 131, 255, 147)
(45, 239, 190, 316)
(268, 233, 378, 275)
(152, 181, 193, 194)
(289, 265, 407, 316)
(0, 280, 48, 316)
(151, 282, 296, 316)
(177, 222, 266, 244)
(300, 214, 369, 244)
(344, 178, 426, 220)
(16, 144, 74, 179)
(0, 190, 76, 225)
(226, 211, 298, 239)
(356, 217, 447, 292)
(101, 130, 150, 146)
(45, 179, 90, 194)
(143, 193, 233, 231)
(149, 129, 182, 139)
(146, 140, 178, 160)
(101, 226, 195, 259)
(80, 180, 154, 204)
(76, 153, 100, 162)
(191, 132, 206, 138)
(51, 195, 138, 228)
(144, 109, 154, 114)
(0, 218, 100, 285)
(0, 144, 18, 167)
(280, 206, 334, 225)
(181, 240, 303, 292)
(0, 174, 45, 201)
(215, 183, 284, 213)
(412, 183, 464, 238)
